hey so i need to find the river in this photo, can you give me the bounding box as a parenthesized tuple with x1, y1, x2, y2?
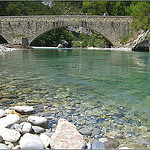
(0, 48, 150, 148)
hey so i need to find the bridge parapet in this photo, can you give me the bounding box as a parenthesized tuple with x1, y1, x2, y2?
(0, 15, 133, 46)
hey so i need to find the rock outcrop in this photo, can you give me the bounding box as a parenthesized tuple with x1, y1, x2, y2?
(132, 30, 150, 51)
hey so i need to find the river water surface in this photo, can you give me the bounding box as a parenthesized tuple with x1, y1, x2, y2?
(0, 49, 150, 148)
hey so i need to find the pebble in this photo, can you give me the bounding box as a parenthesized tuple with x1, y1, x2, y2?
(0, 143, 9, 149)
(28, 116, 48, 128)
(0, 128, 21, 142)
(92, 141, 106, 149)
(32, 126, 45, 134)
(22, 122, 32, 133)
(79, 127, 92, 136)
(14, 106, 34, 114)
(99, 137, 119, 149)
(10, 124, 22, 133)
(0, 109, 6, 118)
(19, 133, 44, 149)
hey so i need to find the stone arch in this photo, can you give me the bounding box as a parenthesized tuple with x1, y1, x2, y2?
(29, 25, 113, 46)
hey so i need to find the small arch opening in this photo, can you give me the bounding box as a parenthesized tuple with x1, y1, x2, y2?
(30, 26, 113, 48)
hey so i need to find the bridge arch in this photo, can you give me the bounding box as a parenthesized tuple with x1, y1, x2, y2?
(30, 25, 113, 46)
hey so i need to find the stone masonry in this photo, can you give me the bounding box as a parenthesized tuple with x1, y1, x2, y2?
(0, 15, 132, 46)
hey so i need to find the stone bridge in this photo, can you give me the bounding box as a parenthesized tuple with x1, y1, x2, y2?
(0, 15, 132, 46)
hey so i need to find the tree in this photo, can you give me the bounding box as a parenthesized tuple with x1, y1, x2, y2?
(130, 2, 150, 31)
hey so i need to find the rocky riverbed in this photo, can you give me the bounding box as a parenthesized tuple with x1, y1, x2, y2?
(0, 105, 149, 149)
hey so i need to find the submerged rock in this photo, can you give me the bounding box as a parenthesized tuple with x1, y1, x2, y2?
(92, 141, 105, 149)
(99, 137, 119, 149)
(79, 127, 92, 136)
(50, 118, 85, 149)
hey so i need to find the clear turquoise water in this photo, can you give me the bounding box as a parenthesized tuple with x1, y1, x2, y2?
(0, 49, 150, 134)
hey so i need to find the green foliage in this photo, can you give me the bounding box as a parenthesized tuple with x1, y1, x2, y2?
(130, 2, 150, 31)
(121, 33, 129, 44)
(31, 27, 77, 47)
(72, 41, 82, 48)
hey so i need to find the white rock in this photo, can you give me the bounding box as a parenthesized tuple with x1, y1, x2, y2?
(99, 138, 108, 143)
(32, 126, 45, 134)
(0, 114, 20, 128)
(40, 133, 51, 148)
(5, 109, 14, 114)
(0, 128, 21, 142)
(10, 124, 22, 133)
(14, 106, 34, 114)
(119, 147, 130, 149)
(20, 133, 44, 149)
(22, 122, 32, 133)
(0, 143, 9, 149)
(28, 116, 48, 127)
(12, 145, 20, 149)
(0, 109, 6, 118)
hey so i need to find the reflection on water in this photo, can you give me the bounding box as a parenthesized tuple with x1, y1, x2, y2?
(0, 49, 150, 147)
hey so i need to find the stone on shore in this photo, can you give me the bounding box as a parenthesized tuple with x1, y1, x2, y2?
(0, 128, 21, 142)
(14, 106, 34, 114)
(0, 109, 6, 118)
(22, 122, 32, 133)
(32, 126, 45, 134)
(0, 143, 9, 149)
(19, 133, 44, 149)
(0, 114, 20, 128)
(28, 116, 48, 128)
(40, 133, 51, 148)
(50, 118, 85, 149)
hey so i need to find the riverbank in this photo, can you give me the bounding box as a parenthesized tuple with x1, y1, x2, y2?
(0, 44, 17, 55)
(0, 106, 139, 149)
(0, 44, 33, 55)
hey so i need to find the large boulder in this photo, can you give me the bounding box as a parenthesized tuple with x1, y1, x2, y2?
(50, 118, 85, 149)
(132, 29, 150, 51)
